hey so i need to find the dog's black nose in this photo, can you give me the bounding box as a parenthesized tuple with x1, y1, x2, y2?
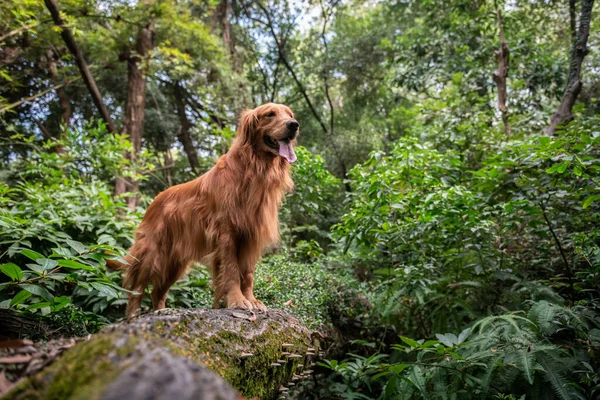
(286, 120, 299, 132)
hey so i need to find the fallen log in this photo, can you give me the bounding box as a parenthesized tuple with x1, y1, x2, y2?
(3, 308, 321, 400)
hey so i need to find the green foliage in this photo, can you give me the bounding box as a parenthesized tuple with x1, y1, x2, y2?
(281, 146, 343, 257)
(318, 301, 599, 399)
(166, 253, 354, 329)
(0, 126, 144, 323)
(2, 1, 600, 398)
(333, 118, 600, 336)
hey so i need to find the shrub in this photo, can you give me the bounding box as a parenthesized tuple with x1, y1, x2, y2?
(318, 301, 600, 400)
(0, 126, 145, 324)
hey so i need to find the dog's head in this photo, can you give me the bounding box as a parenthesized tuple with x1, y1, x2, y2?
(236, 103, 299, 163)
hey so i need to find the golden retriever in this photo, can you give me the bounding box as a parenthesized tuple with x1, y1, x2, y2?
(107, 103, 299, 317)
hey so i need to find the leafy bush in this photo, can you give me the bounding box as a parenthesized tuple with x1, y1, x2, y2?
(0, 126, 146, 324)
(281, 146, 343, 256)
(333, 121, 600, 337)
(318, 301, 600, 399)
(163, 253, 356, 329)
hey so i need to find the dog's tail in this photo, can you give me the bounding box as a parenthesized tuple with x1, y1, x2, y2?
(104, 252, 135, 271)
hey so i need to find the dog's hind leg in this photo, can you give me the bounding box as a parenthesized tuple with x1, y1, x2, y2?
(124, 272, 146, 318)
(151, 263, 185, 310)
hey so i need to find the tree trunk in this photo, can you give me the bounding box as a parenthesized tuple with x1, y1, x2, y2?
(163, 149, 174, 187)
(492, 9, 510, 137)
(213, 0, 239, 73)
(0, 310, 54, 341)
(3, 309, 321, 400)
(44, 48, 71, 153)
(43, 0, 115, 133)
(174, 84, 200, 174)
(570, 0, 578, 44)
(116, 23, 154, 208)
(546, 0, 594, 136)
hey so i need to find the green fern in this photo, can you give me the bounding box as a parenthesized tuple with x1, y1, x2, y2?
(536, 353, 581, 400)
(479, 355, 502, 398)
(528, 300, 558, 335)
(518, 351, 535, 385)
(472, 314, 537, 336)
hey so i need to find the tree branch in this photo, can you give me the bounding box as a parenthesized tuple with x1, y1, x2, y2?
(0, 22, 40, 42)
(0, 76, 81, 114)
(250, 1, 329, 135)
(43, 0, 116, 133)
(546, 0, 594, 136)
(539, 202, 575, 301)
(493, 9, 510, 136)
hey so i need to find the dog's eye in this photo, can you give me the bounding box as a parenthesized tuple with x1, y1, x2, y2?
(265, 111, 276, 117)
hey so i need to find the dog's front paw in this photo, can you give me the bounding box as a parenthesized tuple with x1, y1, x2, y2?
(227, 295, 254, 310)
(248, 297, 267, 312)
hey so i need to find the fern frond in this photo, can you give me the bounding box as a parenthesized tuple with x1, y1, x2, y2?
(519, 351, 535, 385)
(528, 300, 557, 336)
(479, 355, 502, 398)
(537, 353, 584, 400)
(431, 368, 449, 400)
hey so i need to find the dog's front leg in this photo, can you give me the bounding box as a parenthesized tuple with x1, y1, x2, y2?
(214, 231, 254, 310)
(241, 271, 266, 312)
(239, 242, 267, 312)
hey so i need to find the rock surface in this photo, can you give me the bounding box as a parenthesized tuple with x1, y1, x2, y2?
(3, 308, 321, 400)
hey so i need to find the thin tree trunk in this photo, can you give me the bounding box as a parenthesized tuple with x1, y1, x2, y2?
(163, 149, 174, 187)
(546, 0, 594, 136)
(253, 2, 329, 135)
(116, 23, 153, 209)
(493, 9, 510, 137)
(570, 0, 578, 44)
(319, 0, 350, 191)
(45, 48, 71, 153)
(174, 84, 200, 174)
(43, 0, 116, 133)
(213, 0, 239, 73)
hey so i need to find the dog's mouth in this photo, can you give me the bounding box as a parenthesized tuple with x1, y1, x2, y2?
(264, 136, 297, 164)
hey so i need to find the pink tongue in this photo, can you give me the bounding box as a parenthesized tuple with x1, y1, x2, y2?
(278, 140, 297, 163)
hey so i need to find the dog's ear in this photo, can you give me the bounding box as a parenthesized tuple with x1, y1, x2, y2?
(236, 109, 257, 146)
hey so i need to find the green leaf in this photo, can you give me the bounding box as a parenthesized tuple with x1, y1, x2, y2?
(0, 263, 23, 281)
(20, 249, 44, 261)
(400, 336, 420, 348)
(582, 195, 600, 209)
(520, 351, 535, 385)
(538, 354, 577, 400)
(26, 263, 46, 275)
(36, 258, 58, 270)
(557, 163, 568, 173)
(19, 284, 54, 301)
(66, 239, 87, 254)
(10, 290, 32, 306)
(90, 282, 118, 298)
(457, 327, 470, 344)
(27, 302, 51, 310)
(57, 259, 95, 271)
(52, 296, 71, 312)
(435, 333, 458, 347)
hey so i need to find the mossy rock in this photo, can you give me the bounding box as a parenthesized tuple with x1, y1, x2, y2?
(4, 309, 320, 400)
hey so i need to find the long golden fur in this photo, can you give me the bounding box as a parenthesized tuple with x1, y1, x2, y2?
(107, 103, 299, 317)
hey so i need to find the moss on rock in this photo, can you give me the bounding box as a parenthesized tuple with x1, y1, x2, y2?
(4, 309, 320, 400)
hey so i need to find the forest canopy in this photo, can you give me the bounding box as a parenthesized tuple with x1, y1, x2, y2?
(1, 0, 600, 399)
